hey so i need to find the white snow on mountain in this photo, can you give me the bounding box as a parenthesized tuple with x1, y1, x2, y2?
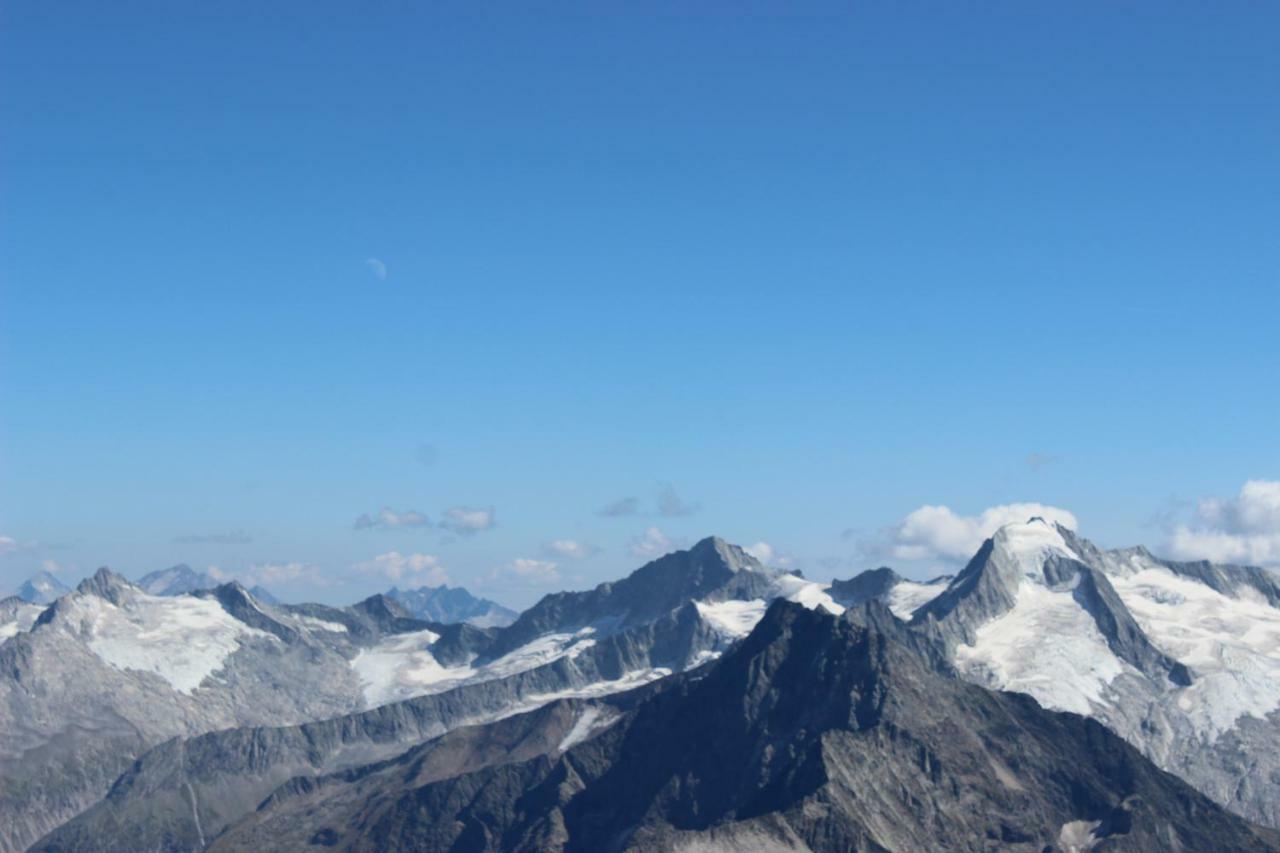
(556, 705, 620, 752)
(771, 573, 845, 615)
(1108, 559, 1280, 739)
(885, 580, 947, 620)
(289, 614, 349, 634)
(351, 626, 603, 709)
(695, 599, 767, 639)
(61, 591, 269, 694)
(0, 602, 44, 641)
(994, 517, 1080, 577)
(350, 628, 455, 706)
(954, 580, 1125, 716)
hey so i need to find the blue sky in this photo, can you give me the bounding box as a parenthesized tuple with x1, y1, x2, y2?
(2, 3, 1277, 606)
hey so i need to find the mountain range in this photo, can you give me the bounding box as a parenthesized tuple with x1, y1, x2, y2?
(386, 583, 517, 627)
(2, 525, 1279, 850)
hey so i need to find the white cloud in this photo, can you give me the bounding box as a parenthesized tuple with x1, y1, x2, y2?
(1168, 480, 1280, 566)
(438, 506, 496, 536)
(353, 551, 449, 587)
(628, 526, 675, 559)
(0, 536, 17, 555)
(742, 541, 795, 568)
(545, 539, 597, 559)
(40, 559, 62, 574)
(365, 257, 388, 280)
(491, 557, 560, 585)
(354, 507, 430, 530)
(888, 502, 1079, 563)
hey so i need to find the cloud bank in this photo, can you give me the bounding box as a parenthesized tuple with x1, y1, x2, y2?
(1168, 480, 1280, 567)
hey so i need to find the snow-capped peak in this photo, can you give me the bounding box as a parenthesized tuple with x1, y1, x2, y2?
(990, 517, 1081, 580)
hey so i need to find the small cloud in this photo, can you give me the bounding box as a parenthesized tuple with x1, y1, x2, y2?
(491, 557, 560, 585)
(744, 541, 794, 569)
(414, 443, 438, 467)
(598, 496, 640, 518)
(172, 530, 253, 545)
(657, 483, 699, 518)
(1167, 479, 1280, 567)
(40, 559, 62, 574)
(353, 551, 449, 587)
(1025, 452, 1057, 471)
(0, 536, 16, 555)
(883, 502, 1079, 564)
(629, 526, 676, 559)
(354, 507, 431, 531)
(365, 257, 388, 281)
(438, 506, 496, 536)
(544, 539, 599, 560)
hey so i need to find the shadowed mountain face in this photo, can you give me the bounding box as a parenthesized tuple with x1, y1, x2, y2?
(387, 584, 518, 627)
(171, 602, 1278, 852)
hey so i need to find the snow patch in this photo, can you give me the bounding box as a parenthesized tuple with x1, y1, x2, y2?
(695, 599, 767, 639)
(66, 591, 268, 694)
(350, 629, 456, 707)
(954, 582, 1124, 716)
(291, 614, 349, 634)
(350, 626, 602, 709)
(994, 519, 1080, 578)
(557, 705, 620, 752)
(1109, 564, 1280, 739)
(885, 580, 946, 620)
(0, 602, 44, 641)
(771, 574, 845, 615)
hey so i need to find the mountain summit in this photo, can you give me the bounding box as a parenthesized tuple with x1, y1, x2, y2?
(14, 570, 69, 605)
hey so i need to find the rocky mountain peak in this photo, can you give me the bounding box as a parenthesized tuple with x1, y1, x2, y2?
(74, 567, 135, 606)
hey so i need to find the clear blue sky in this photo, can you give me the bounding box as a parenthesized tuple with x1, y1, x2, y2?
(2, 2, 1277, 606)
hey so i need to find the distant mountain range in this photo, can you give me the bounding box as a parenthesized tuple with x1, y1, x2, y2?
(134, 564, 279, 603)
(386, 583, 517, 627)
(13, 569, 69, 604)
(3, 526, 1280, 850)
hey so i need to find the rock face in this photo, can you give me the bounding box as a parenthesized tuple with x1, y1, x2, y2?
(14, 569, 69, 604)
(387, 584, 518, 627)
(89, 601, 1276, 852)
(905, 518, 1280, 829)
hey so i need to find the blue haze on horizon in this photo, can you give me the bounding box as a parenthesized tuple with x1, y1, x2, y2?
(1, 3, 1277, 606)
